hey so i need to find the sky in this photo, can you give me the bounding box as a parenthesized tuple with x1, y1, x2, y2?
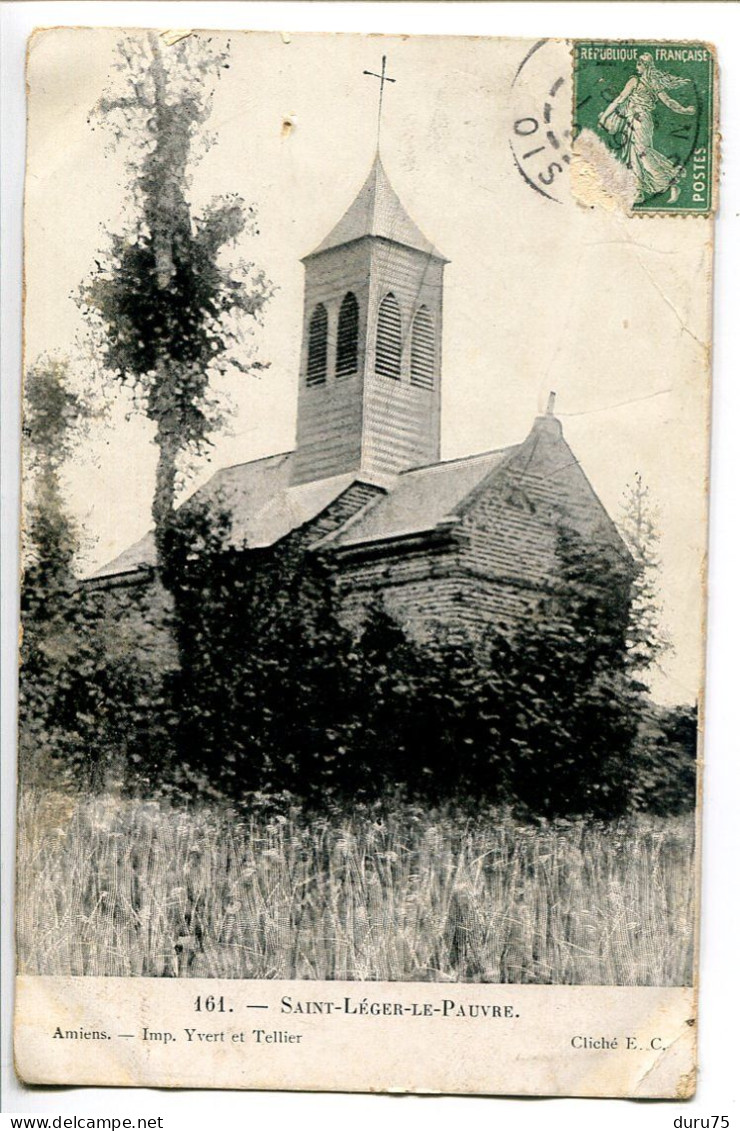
(23, 28, 713, 704)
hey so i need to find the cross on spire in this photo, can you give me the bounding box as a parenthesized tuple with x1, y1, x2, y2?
(363, 55, 396, 150)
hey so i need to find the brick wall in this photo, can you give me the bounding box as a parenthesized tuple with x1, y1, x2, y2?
(325, 418, 627, 644)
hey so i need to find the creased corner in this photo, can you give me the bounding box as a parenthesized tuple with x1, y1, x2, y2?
(677, 1066, 698, 1101)
(632, 1021, 698, 1099)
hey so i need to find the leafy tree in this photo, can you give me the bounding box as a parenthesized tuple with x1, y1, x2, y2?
(355, 621, 503, 803)
(480, 527, 644, 818)
(20, 356, 176, 792)
(150, 509, 647, 815)
(22, 356, 89, 572)
(81, 32, 271, 580)
(163, 503, 370, 801)
(631, 702, 697, 816)
(616, 475, 696, 813)
(20, 357, 91, 785)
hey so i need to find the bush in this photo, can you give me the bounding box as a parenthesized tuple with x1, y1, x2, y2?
(23, 450, 696, 820)
(632, 704, 698, 816)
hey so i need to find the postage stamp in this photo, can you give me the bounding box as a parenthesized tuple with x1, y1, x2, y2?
(573, 42, 716, 214)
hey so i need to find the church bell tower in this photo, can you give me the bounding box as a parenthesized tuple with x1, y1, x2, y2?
(291, 150, 448, 485)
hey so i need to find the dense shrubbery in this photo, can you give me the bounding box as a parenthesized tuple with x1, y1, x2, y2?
(111, 504, 694, 819)
(19, 358, 173, 791)
(20, 445, 697, 817)
(20, 369, 697, 817)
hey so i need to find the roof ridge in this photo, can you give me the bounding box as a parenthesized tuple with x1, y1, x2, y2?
(213, 450, 294, 475)
(399, 443, 520, 476)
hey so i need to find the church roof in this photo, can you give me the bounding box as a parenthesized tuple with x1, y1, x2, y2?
(88, 445, 513, 581)
(322, 448, 516, 549)
(88, 418, 624, 584)
(306, 153, 447, 261)
(89, 453, 360, 579)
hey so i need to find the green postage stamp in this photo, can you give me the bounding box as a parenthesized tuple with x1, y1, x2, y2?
(574, 42, 716, 214)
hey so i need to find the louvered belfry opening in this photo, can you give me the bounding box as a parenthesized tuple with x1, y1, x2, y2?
(375, 292, 402, 379)
(336, 292, 359, 378)
(306, 303, 328, 385)
(292, 153, 447, 484)
(410, 306, 435, 389)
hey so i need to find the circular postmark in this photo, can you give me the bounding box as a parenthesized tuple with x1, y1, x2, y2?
(509, 39, 572, 205)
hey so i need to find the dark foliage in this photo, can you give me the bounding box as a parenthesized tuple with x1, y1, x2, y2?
(20, 358, 174, 790)
(479, 529, 644, 817)
(631, 703, 698, 816)
(165, 504, 367, 799)
(28, 31, 271, 793)
(20, 376, 697, 814)
(149, 506, 696, 818)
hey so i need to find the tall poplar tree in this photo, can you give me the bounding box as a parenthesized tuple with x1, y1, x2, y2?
(81, 32, 271, 579)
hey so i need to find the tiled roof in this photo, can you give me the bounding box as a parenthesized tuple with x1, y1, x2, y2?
(90, 453, 358, 579)
(307, 153, 447, 261)
(323, 448, 516, 549)
(89, 445, 516, 580)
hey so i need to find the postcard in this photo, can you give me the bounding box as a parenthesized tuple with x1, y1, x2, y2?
(14, 28, 716, 1096)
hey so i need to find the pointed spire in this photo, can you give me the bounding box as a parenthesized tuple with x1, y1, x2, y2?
(305, 153, 447, 261)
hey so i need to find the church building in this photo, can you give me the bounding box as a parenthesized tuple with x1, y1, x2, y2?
(90, 150, 626, 643)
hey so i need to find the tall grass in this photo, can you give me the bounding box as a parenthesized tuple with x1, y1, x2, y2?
(16, 789, 695, 985)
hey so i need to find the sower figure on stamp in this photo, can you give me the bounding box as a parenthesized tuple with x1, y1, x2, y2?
(598, 53, 695, 204)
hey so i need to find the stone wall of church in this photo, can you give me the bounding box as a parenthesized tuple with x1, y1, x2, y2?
(84, 570, 179, 677)
(459, 481, 558, 588)
(326, 421, 629, 644)
(458, 416, 628, 588)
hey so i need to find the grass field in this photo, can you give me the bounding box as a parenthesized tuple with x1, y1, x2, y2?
(16, 789, 695, 985)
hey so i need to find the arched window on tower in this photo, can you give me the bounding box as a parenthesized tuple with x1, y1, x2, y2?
(375, 293, 402, 379)
(336, 292, 359, 378)
(410, 306, 435, 389)
(306, 303, 328, 385)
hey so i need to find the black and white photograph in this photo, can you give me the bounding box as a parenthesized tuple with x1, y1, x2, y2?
(10, 21, 716, 1098)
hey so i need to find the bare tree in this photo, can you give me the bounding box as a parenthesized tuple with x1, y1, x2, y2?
(619, 472, 671, 676)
